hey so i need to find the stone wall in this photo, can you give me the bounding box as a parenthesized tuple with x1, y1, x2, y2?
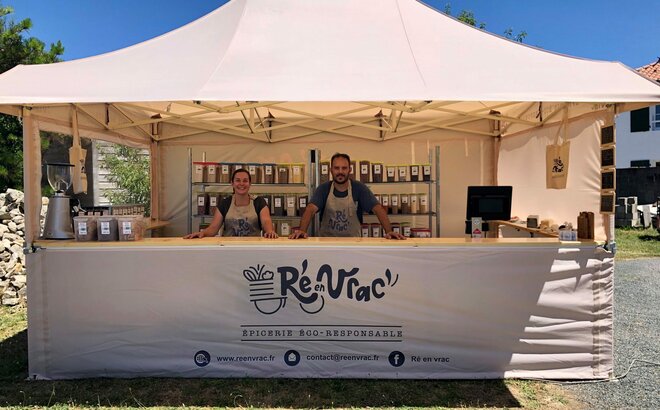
(0, 189, 47, 306)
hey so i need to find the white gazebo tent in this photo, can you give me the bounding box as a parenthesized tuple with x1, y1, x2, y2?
(1, 0, 659, 244)
(1, 0, 660, 380)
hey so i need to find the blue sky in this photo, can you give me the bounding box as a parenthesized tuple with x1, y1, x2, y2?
(4, 0, 659, 69)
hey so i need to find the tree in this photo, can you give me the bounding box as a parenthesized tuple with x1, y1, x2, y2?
(0, 4, 64, 191)
(443, 4, 527, 43)
(101, 144, 151, 215)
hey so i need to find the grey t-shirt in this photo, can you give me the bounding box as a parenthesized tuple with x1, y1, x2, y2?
(310, 180, 378, 223)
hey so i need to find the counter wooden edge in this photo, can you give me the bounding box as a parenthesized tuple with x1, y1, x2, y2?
(34, 237, 602, 249)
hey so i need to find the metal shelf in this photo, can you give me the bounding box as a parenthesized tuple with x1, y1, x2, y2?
(192, 182, 307, 187)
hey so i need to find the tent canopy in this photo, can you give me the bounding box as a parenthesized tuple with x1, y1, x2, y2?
(0, 0, 659, 146)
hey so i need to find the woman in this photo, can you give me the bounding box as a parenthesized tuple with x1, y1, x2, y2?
(184, 168, 278, 239)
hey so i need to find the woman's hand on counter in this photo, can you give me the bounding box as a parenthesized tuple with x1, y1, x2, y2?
(385, 231, 407, 240)
(183, 231, 206, 239)
(289, 230, 308, 239)
(262, 231, 279, 239)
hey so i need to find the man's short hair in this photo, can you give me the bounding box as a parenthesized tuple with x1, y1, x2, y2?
(330, 153, 351, 166)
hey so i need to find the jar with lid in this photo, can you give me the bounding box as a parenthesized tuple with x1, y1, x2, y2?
(390, 194, 400, 214)
(264, 164, 276, 184)
(205, 163, 218, 183)
(218, 163, 231, 183)
(193, 162, 205, 183)
(398, 165, 409, 182)
(277, 164, 290, 184)
(380, 194, 390, 213)
(320, 161, 330, 184)
(410, 194, 419, 214)
(386, 165, 396, 182)
(419, 193, 429, 214)
(400, 194, 410, 214)
(372, 162, 384, 183)
(97, 216, 119, 242)
(361, 224, 370, 237)
(422, 164, 432, 182)
(410, 164, 421, 182)
(359, 160, 371, 183)
(291, 163, 305, 184)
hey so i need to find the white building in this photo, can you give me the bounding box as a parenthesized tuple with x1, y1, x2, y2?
(615, 58, 660, 168)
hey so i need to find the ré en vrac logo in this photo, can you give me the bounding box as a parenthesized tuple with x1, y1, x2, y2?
(243, 259, 399, 315)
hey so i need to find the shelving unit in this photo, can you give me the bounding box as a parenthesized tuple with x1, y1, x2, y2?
(188, 147, 441, 237)
(187, 149, 315, 235)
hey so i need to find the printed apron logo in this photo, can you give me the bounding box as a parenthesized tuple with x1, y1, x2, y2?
(244, 259, 399, 315)
(328, 210, 349, 232)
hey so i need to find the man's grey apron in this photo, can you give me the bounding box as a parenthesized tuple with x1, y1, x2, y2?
(319, 182, 362, 237)
(223, 196, 261, 237)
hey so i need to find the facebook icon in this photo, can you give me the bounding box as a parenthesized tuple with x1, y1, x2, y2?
(388, 351, 405, 367)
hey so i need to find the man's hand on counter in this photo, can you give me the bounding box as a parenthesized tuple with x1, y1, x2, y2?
(262, 231, 279, 239)
(385, 231, 407, 240)
(289, 230, 308, 239)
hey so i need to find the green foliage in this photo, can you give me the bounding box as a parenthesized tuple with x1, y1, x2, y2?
(101, 144, 151, 215)
(443, 3, 527, 42)
(0, 3, 64, 191)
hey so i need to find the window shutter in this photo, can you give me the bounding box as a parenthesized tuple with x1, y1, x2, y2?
(630, 107, 650, 133)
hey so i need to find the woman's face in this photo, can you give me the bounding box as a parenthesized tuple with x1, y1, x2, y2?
(232, 171, 251, 195)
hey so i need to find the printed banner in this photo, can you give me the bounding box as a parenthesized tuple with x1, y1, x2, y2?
(27, 245, 613, 379)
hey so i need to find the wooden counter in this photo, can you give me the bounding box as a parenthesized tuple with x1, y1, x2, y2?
(34, 236, 600, 249)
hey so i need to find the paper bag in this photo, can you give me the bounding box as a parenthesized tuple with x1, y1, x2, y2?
(546, 141, 570, 189)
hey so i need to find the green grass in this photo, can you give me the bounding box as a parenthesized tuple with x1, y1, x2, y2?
(614, 226, 660, 259)
(0, 305, 574, 409)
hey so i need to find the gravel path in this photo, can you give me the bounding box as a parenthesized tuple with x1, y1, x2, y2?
(563, 258, 660, 409)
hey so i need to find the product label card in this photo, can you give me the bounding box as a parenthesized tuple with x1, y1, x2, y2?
(361, 165, 368, 174)
(411, 167, 419, 175)
(208, 166, 216, 175)
(423, 165, 431, 175)
(421, 196, 428, 205)
(293, 166, 301, 175)
(374, 165, 382, 174)
(210, 197, 217, 207)
(392, 196, 399, 205)
(387, 168, 395, 177)
(195, 165, 203, 175)
(101, 222, 110, 235)
(287, 197, 295, 207)
(122, 221, 133, 235)
(222, 165, 229, 174)
(265, 166, 273, 175)
(249, 165, 256, 174)
(401, 196, 409, 204)
(198, 197, 205, 206)
(274, 198, 282, 207)
(398, 168, 407, 177)
(78, 223, 87, 235)
(321, 164, 329, 174)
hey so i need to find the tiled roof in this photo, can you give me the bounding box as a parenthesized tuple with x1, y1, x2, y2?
(637, 58, 660, 81)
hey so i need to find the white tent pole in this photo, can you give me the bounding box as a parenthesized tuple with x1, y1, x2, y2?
(22, 107, 42, 248)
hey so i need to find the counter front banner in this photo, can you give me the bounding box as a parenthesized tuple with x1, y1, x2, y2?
(27, 244, 613, 380)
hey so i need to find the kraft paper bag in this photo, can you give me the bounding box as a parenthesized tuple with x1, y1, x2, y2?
(546, 140, 570, 189)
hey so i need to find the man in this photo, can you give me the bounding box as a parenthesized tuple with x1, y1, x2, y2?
(289, 153, 406, 239)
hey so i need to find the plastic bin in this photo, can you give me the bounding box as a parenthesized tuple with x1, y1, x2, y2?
(97, 217, 119, 242)
(73, 215, 97, 241)
(117, 216, 145, 241)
